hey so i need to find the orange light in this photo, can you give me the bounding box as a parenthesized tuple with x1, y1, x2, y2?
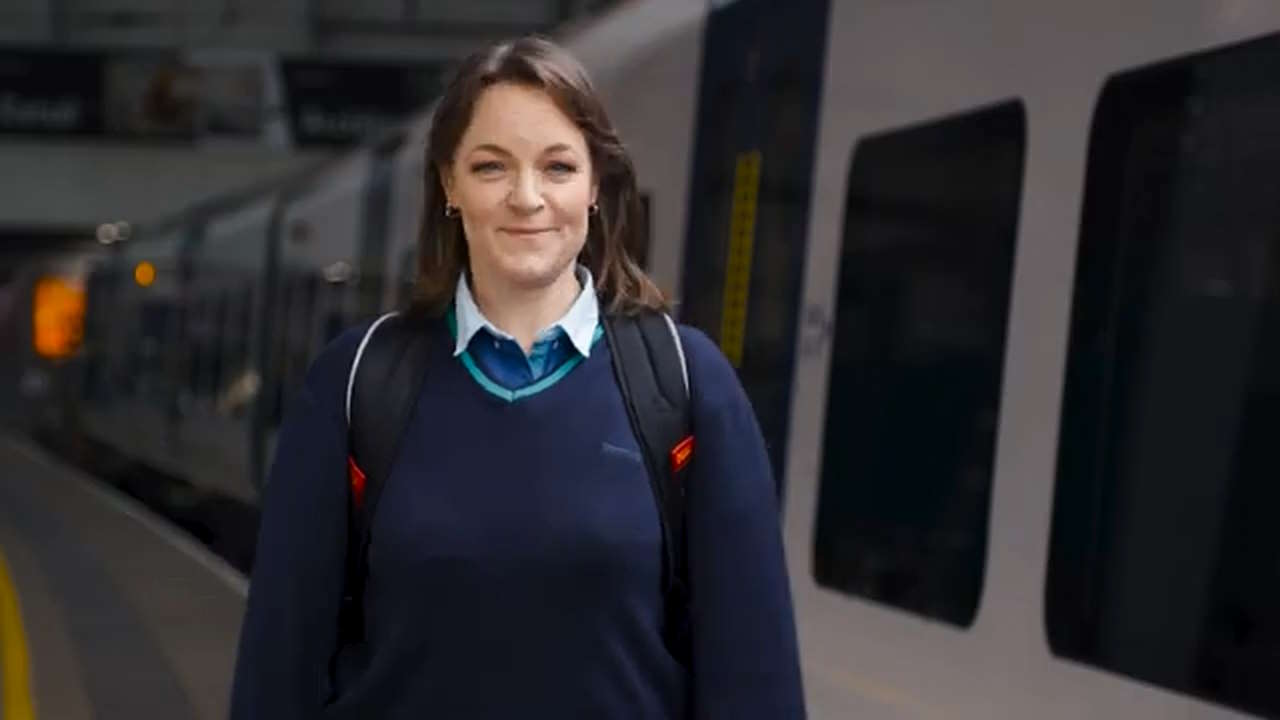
(32, 277, 85, 360)
(134, 261, 156, 287)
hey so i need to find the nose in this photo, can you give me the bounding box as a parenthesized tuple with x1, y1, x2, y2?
(506, 168, 544, 213)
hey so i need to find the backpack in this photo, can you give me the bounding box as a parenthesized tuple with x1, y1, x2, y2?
(340, 309, 694, 660)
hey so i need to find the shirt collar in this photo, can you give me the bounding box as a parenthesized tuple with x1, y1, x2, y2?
(453, 265, 600, 358)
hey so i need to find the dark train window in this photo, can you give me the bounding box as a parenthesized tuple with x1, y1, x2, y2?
(1047, 34, 1280, 718)
(187, 297, 209, 396)
(267, 272, 322, 428)
(228, 281, 253, 376)
(210, 292, 230, 395)
(813, 101, 1026, 628)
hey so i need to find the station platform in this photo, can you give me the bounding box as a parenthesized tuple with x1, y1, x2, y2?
(0, 432, 246, 720)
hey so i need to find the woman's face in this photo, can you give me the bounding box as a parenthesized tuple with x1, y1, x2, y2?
(443, 82, 598, 296)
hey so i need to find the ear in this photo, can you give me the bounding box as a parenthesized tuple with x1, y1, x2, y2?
(590, 178, 600, 207)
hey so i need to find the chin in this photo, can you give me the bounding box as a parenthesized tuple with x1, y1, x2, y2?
(496, 256, 575, 291)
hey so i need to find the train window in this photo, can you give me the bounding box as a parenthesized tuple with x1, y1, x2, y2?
(194, 295, 219, 399)
(185, 297, 202, 395)
(231, 281, 253, 375)
(1047, 34, 1280, 718)
(266, 272, 323, 428)
(813, 100, 1026, 628)
(210, 292, 230, 396)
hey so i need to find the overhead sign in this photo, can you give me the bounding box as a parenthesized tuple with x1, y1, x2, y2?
(102, 53, 266, 140)
(103, 54, 201, 139)
(281, 59, 444, 146)
(0, 49, 103, 135)
(0, 48, 268, 141)
(0, 49, 441, 147)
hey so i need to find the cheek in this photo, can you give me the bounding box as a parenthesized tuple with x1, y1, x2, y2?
(457, 194, 503, 241)
(562, 206, 592, 249)
(558, 187, 595, 230)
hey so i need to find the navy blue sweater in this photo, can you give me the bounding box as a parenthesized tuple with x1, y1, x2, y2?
(230, 317, 805, 719)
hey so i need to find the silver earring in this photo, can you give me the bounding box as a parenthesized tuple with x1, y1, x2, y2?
(444, 204, 460, 218)
(588, 203, 599, 216)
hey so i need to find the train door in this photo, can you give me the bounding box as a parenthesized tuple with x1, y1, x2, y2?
(678, 0, 831, 498)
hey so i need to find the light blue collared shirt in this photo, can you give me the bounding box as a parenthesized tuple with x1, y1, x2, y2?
(453, 266, 600, 390)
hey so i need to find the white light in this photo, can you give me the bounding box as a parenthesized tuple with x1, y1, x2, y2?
(96, 223, 119, 245)
(324, 260, 353, 284)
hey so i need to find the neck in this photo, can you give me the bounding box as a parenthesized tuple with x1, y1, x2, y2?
(470, 266, 582, 354)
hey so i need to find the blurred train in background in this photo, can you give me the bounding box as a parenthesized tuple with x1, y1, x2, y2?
(5, 0, 1280, 717)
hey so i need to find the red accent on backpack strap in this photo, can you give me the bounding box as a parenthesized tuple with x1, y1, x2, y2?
(347, 456, 367, 509)
(670, 435, 694, 474)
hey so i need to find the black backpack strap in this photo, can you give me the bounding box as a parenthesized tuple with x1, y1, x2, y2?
(601, 310, 693, 662)
(340, 311, 434, 644)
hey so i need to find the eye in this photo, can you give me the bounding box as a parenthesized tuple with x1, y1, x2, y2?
(469, 160, 504, 175)
(546, 161, 578, 177)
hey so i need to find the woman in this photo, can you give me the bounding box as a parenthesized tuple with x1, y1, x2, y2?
(231, 36, 804, 719)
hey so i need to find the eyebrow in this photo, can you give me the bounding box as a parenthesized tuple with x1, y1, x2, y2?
(468, 143, 578, 158)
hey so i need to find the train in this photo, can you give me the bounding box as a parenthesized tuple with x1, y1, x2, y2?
(8, 0, 1280, 717)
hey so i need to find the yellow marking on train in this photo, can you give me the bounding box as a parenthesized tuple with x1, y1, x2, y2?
(0, 547, 36, 719)
(719, 150, 763, 367)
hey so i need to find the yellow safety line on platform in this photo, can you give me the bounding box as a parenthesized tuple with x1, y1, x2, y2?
(0, 547, 36, 720)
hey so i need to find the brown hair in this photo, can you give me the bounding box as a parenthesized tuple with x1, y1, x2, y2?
(410, 36, 667, 317)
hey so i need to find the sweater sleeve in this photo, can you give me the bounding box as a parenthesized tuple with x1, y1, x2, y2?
(229, 326, 364, 719)
(679, 326, 807, 719)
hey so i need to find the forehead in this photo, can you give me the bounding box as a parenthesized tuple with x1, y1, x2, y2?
(459, 82, 587, 155)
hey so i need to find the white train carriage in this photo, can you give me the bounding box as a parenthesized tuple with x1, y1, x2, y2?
(61, 1, 1280, 717)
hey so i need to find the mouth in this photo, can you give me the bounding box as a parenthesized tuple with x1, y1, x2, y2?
(500, 227, 555, 236)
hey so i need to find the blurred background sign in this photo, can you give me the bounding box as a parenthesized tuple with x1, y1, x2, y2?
(0, 47, 448, 147)
(280, 58, 444, 147)
(103, 53, 266, 140)
(0, 49, 104, 135)
(104, 53, 203, 139)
